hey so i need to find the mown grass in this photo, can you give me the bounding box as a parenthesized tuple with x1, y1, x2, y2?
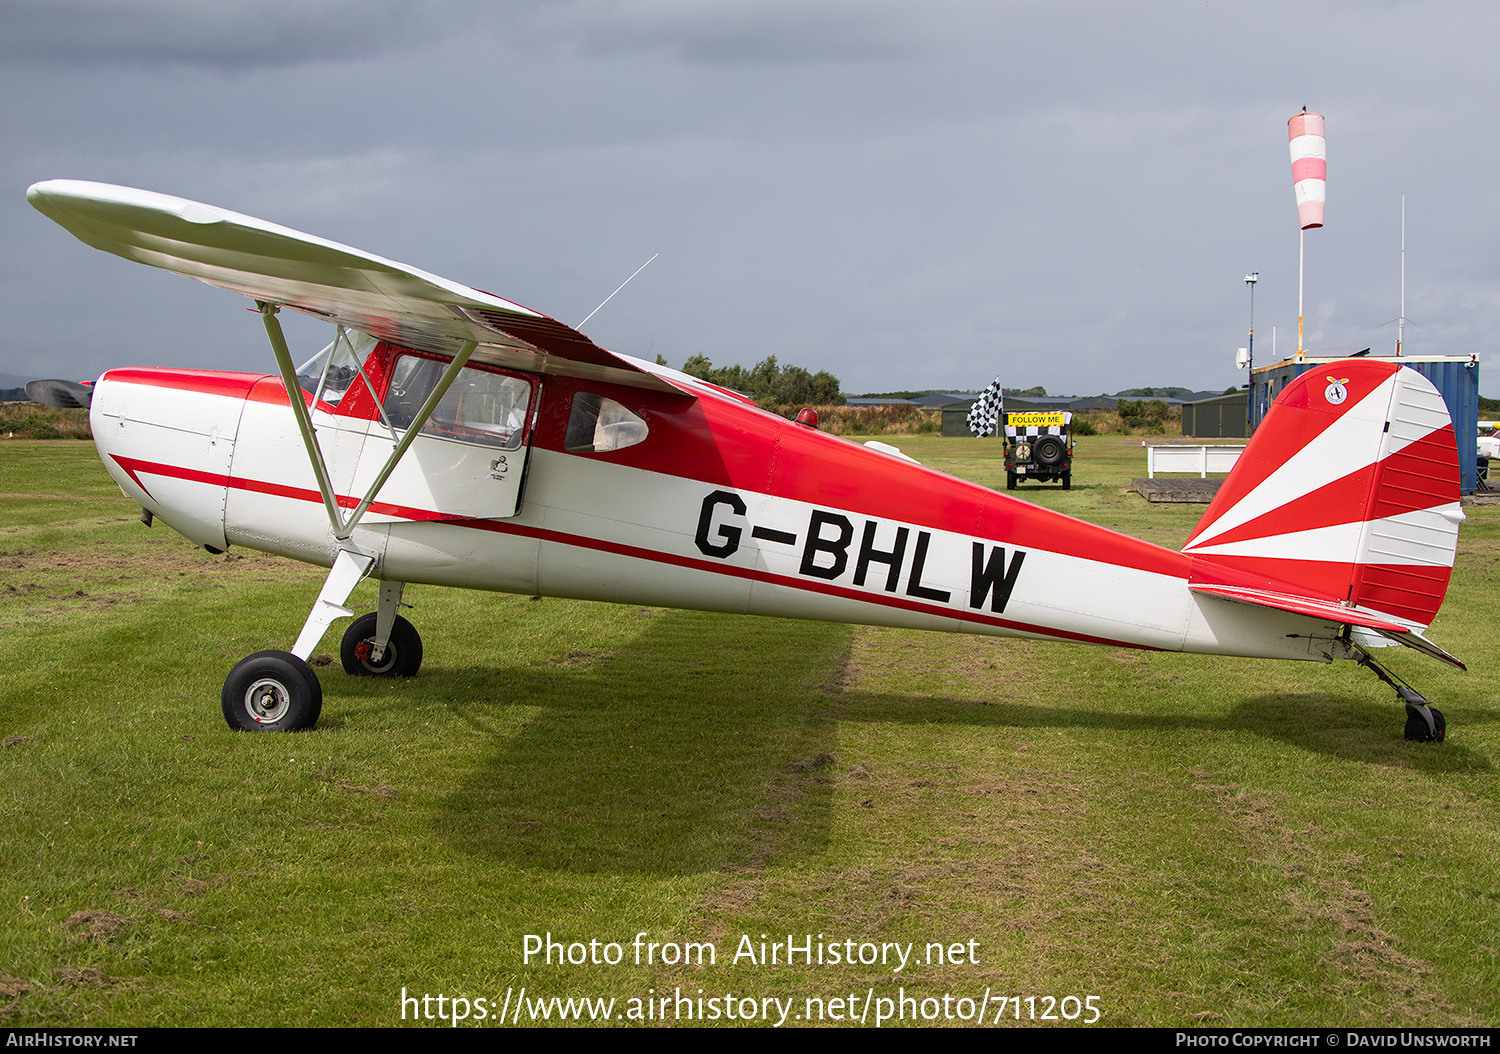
(0, 438, 1496, 1027)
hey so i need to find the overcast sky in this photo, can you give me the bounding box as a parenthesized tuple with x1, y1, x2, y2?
(2, 0, 1496, 397)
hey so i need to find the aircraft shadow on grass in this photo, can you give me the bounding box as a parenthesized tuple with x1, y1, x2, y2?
(323, 610, 1491, 877)
(413, 610, 848, 876)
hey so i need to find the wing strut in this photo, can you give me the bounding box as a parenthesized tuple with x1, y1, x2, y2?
(257, 301, 477, 542)
(260, 301, 343, 534)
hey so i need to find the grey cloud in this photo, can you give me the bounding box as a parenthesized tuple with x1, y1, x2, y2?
(512, 0, 1015, 64)
(0, 0, 442, 68)
(5, 1, 1500, 395)
(0, 0, 1007, 71)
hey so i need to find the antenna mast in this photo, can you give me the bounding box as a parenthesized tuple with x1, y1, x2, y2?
(578, 254, 659, 329)
(1397, 195, 1406, 357)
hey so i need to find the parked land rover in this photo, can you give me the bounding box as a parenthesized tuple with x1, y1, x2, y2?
(1004, 411, 1074, 490)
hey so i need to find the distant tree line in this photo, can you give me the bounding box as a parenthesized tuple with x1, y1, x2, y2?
(1113, 386, 1195, 398)
(680, 354, 844, 405)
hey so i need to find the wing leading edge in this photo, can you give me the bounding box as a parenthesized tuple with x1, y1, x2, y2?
(27, 180, 682, 394)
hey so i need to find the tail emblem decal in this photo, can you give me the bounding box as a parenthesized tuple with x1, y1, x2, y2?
(1323, 376, 1350, 405)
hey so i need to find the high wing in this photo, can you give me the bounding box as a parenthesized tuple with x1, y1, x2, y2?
(27, 179, 680, 394)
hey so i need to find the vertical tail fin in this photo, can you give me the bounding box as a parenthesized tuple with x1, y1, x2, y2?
(1183, 359, 1463, 630)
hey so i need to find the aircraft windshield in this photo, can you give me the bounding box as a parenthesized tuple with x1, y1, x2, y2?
(296, 330, 376, 407)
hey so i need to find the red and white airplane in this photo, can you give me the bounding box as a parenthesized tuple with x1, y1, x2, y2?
(25, 180, 1466, 740)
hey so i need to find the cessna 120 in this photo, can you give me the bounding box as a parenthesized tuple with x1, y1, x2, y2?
(24, 180, 1466, 740)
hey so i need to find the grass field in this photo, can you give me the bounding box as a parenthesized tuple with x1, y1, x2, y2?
(1, 436, 1496, 1028)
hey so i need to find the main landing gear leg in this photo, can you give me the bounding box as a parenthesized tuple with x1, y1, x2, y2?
(373, 580, 405, 664)
(221, 548, 374, 732)
(341, 580, 423, 677)
(1352, 645, 1446, 743)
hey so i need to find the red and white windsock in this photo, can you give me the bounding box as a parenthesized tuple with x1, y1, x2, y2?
(1288, 110, 1326, 230)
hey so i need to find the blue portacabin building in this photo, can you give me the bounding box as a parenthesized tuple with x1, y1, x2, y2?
(1250, 354, 1481, 494)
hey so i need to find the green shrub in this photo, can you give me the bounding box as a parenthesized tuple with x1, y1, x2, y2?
(0, 403, 91, 440)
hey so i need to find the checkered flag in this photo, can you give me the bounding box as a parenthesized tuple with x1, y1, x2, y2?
(967, 377, 1004, 438)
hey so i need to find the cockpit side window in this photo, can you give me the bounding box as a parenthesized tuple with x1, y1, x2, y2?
(382, 354, 534, 450)
(565, 393, 649, 453)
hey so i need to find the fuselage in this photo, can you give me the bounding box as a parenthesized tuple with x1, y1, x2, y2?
(87, 344, 1338, 664)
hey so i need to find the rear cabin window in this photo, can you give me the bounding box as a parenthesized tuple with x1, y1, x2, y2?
(382, 355, 533, 450)
(565, 393, 649, 453)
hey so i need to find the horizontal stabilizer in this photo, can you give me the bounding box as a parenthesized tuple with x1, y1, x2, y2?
(1369, 627, 1466, 670)
(28, 180, 681, 394)
(1189, 582, 1407, 632)
(1189, 582, 1466, 670)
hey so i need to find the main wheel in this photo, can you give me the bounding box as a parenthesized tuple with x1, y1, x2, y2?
(1061, 469, 1072, 490)
(340, 613, 423, 677)
(222, 651, 322, 732)
(1006, 470, 1017, 491)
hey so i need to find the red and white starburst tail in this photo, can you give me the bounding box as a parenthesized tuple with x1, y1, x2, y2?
(1184, 360, 1463, 632)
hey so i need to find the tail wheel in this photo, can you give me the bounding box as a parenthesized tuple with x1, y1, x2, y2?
(222, 651, 322, 732)
(1404, 705, 1446, 743)
(341, 613, 423, 677)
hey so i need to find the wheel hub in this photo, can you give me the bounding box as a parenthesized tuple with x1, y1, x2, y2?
(243, 677, 291, 724)
(355, 637, 396, 673)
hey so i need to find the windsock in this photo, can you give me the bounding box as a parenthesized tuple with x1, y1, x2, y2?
(1288, 110, 1326, 230)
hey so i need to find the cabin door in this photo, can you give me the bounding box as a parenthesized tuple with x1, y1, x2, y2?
(350, 353, 538, 522)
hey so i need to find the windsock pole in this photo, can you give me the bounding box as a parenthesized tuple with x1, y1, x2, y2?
(1298, 229, 1305, 361)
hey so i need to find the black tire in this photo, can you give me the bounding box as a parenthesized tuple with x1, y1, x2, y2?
(222, 651, 322, 732)
(1404, 705, 1447, 743)
(340, 613, 423, 677)
(1034, 435, 1065, 466)
(1006, 470, 1017, 491)
(1061, 469, 1072, 490)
